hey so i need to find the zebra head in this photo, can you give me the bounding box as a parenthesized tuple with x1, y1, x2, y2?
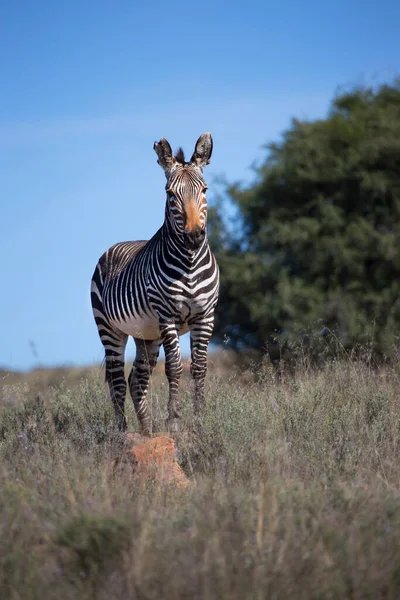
(154, 133, 213, 251)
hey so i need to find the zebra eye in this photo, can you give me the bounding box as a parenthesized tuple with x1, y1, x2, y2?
(166, 189, 174, 197)
(202, 187, 208, 193)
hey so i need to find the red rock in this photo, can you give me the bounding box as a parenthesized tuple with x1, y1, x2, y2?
(114, 433, 190, 488)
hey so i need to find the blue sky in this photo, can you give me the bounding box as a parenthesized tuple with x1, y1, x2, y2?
(1, 0, 399, 371)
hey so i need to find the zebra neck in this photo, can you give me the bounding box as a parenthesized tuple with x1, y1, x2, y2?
(160, 221, 208, 263)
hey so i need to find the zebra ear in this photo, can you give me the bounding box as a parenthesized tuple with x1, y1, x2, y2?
(190, 132, 213, 168)
(153, 138, 176, 173)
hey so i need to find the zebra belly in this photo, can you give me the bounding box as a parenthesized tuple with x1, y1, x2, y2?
(110, 314, 190, 340)
(112, 314, 161, 340)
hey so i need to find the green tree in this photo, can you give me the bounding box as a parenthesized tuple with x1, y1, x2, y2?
(209, 80, 400, 360)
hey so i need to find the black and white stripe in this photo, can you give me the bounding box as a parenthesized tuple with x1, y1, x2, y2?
(91, 133, 219, 434)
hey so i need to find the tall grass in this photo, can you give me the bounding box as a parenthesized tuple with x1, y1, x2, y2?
(1, 360, 400, 599)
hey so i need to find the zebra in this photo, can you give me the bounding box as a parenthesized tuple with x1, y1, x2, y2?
(90, 132, 219, 435)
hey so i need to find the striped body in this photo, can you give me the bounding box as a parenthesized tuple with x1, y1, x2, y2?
(92, 229, 219, 340)
(91, 133, 219, 434)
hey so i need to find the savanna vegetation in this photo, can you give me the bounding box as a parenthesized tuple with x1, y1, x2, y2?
(209, 80, 400, 362)
(2, 79, 400, 599)
(1, 357, 400, 599)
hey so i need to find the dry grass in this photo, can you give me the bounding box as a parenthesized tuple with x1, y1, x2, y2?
(1, 357, 400, 599)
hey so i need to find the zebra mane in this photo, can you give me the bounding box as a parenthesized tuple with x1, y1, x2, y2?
(174, 147, 186, 164)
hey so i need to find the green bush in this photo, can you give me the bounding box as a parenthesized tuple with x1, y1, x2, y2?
(209, 80, 400, 361)
(56, 512, 132, 591)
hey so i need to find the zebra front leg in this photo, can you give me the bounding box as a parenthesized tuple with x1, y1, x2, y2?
(160, 322, 183, 425)
(189, 318, 214, 413)
(128, 338, 161, 436)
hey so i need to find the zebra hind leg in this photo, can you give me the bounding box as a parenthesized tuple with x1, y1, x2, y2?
(128, 338, 161, 436)
(101, 330, 129, 431)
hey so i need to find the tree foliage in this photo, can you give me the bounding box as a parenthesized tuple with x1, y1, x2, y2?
(209, 80, 400, 360)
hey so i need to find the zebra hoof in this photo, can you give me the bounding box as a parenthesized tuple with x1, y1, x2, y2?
(118, 420, 127, 433)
